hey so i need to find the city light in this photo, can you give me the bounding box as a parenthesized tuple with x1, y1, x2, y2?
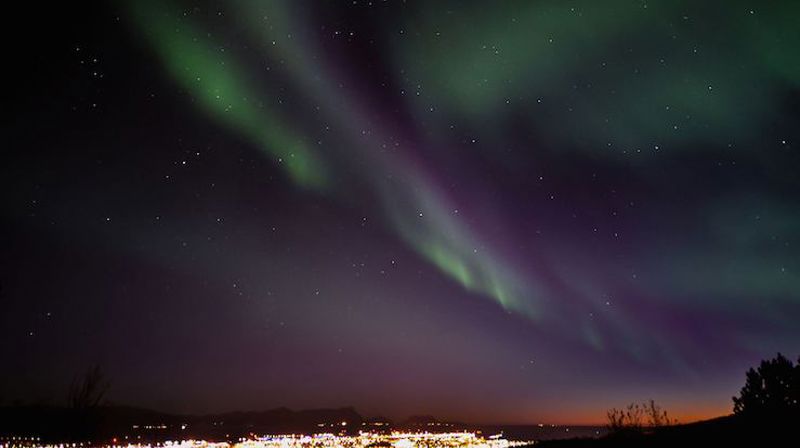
(0, 432, 532, 448)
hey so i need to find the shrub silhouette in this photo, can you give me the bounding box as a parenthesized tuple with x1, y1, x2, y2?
(732, 353, 800, 419)
(606, 400, 674, 433)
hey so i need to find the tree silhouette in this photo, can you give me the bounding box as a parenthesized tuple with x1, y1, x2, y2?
(732, 353, 800, 419)
(68, 365, 109, 409)
(65, 365, 110, 441)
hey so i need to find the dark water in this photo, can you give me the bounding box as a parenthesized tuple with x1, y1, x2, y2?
(476, 425, 607, 442)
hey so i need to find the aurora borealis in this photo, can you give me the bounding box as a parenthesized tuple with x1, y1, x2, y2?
(3, 0, 800, 424)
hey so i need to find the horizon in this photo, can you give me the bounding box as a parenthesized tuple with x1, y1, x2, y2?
(0, 401, 731, 427)
(3, 0, 800, 429)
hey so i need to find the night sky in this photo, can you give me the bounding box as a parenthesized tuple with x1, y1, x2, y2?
(3, 0, 800, 424)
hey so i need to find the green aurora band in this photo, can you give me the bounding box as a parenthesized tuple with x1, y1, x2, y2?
(126, 0, 327, 189)
(125, 0, 538, 320)
(123, 0, 800, 365)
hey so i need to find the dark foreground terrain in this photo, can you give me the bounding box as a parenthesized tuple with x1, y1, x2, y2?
(2, 404, 796, 447)
(537, 414, 796, 448)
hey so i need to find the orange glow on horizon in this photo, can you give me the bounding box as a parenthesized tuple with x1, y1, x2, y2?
(519, 403, 733, 426)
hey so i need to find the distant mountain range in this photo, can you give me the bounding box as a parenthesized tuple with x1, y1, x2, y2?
(0, 405, 461, 443)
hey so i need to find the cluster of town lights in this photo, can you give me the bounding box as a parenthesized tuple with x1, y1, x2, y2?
(1, 432, 532, 448)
